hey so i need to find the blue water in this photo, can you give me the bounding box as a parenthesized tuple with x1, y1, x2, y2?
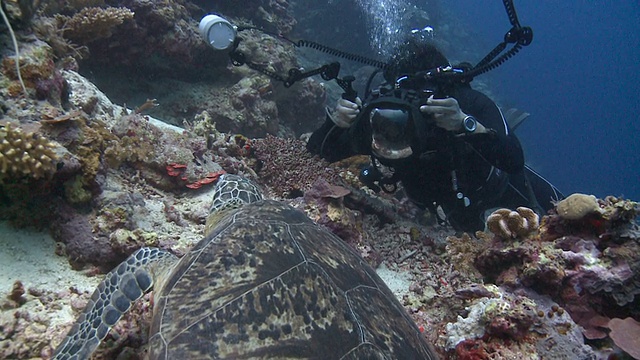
(445, 1, 640, 200)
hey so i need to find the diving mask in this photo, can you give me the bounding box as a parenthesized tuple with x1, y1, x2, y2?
(369, 108, 414, 160)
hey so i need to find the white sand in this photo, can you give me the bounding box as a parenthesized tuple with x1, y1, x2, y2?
(0, 221, 100, 295)
(376, 263, 413, 300)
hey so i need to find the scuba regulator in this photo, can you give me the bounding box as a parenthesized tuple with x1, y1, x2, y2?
(198, 0, 533, 195)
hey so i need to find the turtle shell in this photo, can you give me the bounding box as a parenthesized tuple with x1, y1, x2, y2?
(148, 200, 437, 359)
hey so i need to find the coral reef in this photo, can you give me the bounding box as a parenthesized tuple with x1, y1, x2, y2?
(55, 7, 134, 44)
(196, 0, 298, 35)
(1, 3, 639, 358)
(606, 317, 640, 359)
(486, 206, 539, 239)
(472, 195, 640, 358)
(37, 0, 219, 76)
(51, 202, 122, 270)
(271, 78, 327, 135)
(443, 286, 596, 359)
(1, 39, 58, 98)
(40, 0, 107, 16)
(0, 0, 27, 96)
(555, 193, 603, 220)
(0, 123, 59, 180)
(302, 178, 364, 249)
(251, 134, 341, 198)
(0, 284, 93, 359)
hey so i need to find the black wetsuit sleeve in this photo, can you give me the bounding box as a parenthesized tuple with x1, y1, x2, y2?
(458, 88, 524, 174)
(306, 115, 360, 162)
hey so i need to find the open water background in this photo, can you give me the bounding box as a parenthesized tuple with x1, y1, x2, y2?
(446, 1, 640, 200)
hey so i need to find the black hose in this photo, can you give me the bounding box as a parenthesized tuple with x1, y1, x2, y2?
(502, 0, 521, 28)
(295, 39, 388, 69)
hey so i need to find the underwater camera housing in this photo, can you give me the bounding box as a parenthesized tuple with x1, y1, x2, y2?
(361, 72, 447, 160)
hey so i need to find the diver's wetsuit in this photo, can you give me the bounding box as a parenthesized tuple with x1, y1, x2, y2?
(308, 85, 533, 232)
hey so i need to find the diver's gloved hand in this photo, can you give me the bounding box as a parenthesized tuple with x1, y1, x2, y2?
(420, 96, 466, 131)
(329, 97, 362, 128)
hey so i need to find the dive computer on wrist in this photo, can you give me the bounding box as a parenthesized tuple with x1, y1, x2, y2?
(462, 115, 477, 133)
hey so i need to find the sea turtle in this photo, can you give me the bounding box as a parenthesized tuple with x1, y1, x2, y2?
(53, 174, 438, 359)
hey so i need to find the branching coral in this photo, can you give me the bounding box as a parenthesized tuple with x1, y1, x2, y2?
(0, 123, 58, 180)
(41, 0, 106, 15)
(486, 207, 539, 239)
(251, 134, 341, 198)
(55, 7, 134, 44)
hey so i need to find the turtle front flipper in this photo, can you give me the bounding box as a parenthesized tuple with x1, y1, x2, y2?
(53, 247, 178, 360)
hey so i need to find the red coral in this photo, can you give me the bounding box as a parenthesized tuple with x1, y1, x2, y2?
(166, 163, 225, 189)
(455, 339, 489, 360)
(185, 170, 226, 189)
(166, 163, 187, 177)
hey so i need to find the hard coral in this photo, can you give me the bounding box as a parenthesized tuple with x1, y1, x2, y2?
(555, 193, 603, 221)
(56, 7, 134, 44)
(486, 207, 539, 239)
(252, 135, 341, 198)
(0, 123, 58, 180)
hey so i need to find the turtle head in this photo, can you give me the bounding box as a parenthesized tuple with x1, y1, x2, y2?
(206, 174, 263, 235)
(209, 174, 263, 217)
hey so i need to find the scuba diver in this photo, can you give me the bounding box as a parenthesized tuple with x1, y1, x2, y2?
(307, 37, 563, 232)
(197, 0, 563, 233)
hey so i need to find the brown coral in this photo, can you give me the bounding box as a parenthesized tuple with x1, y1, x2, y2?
(486, 207, 539, 239)
(56, 7, 134, 44)
(555, 193, 603, 220)
(252, 135, 341, 198)
(0, 123, 58, 179)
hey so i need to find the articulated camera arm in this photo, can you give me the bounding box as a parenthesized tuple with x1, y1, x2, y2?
(228, 35, 358, 99)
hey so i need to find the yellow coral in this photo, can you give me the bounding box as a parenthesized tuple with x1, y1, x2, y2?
(56, 7, 134, 44)
(555, 193, 603, 220)
(486, 207, 539, 239)
(0, 123, 58, 179)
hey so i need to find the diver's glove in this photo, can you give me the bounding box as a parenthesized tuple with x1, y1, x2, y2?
(328, 97, 362, 128)
(420, 96, 466, 131)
